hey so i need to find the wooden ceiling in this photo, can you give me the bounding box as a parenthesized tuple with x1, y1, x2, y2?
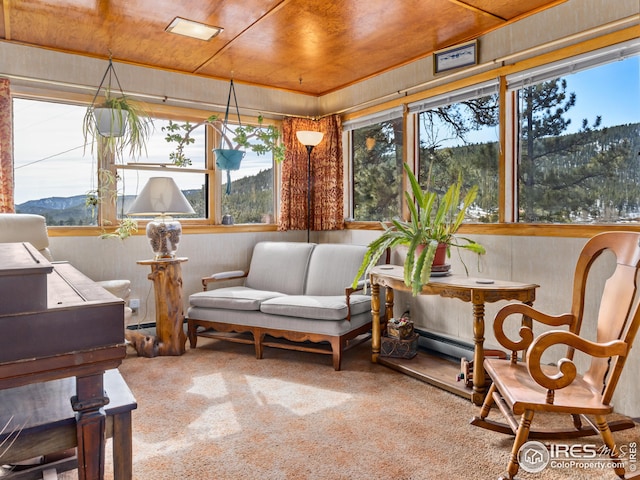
(1, 0, 565, 95)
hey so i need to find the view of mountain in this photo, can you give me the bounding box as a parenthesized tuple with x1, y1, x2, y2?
(16, 168, 275, 226)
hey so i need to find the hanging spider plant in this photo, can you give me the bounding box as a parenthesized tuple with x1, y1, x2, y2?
(82, 58, 153, 161)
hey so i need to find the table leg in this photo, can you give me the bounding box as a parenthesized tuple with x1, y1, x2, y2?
(371, 283, 381, 362)
(112, 411, 133, 480)
(385, 286, 394, 325)
(72, 373, 108, 480)
(471, 300, 486, 405)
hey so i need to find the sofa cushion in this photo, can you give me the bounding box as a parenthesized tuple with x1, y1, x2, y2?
(260, 294, 371, 321)
(245, 242, 315, 295)
(304, 244, 368, 296)
(189, 287, 285, 311)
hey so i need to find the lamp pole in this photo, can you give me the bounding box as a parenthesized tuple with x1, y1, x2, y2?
(295, 130, 324, 243)
(305, 145, 314, 243)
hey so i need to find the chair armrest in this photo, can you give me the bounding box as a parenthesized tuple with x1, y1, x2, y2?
(344, 280, 370, 321)
(347, 279, 368, 295)
(97, 279, 131, 301)
(493, 303, 575, 358)
(202, 270, 247, 290)
(526, 330, 628, 392)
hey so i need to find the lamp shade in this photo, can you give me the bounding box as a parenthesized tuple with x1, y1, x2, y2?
(296, 130, 324, 147)
(126, 177, 195, 216)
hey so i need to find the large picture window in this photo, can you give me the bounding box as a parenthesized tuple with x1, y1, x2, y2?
(509, 41, 640, 223)
(13, 98, 275, 226)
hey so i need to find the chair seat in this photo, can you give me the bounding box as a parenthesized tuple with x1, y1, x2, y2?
(484, 358, 613, 416)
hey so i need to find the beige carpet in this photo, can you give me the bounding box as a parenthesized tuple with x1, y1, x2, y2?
(51, 338, 640, 479)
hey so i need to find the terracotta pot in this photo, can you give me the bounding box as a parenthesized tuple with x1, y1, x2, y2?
(414, 242, 447, 265)
(433, 242, 447, 266)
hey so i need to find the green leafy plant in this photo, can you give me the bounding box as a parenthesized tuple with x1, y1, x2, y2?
(83, 94, 153, 161)
(100, 216, 138, 240)
(163, 114, 285, 167)
(86, 169, 138, 239)
(352, 163, 486, 295)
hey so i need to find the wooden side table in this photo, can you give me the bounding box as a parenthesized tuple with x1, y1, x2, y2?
(128, 258, 188, 357)
(370, 265, 538, 405)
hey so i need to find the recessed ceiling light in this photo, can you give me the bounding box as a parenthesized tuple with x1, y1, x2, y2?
(165, 17, 223, 41)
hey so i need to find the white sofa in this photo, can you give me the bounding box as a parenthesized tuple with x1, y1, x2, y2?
(186, 242, 372, 370)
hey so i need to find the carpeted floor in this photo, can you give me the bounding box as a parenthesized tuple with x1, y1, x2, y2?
(104, 338, 639, 480)
(16, 338, 640, 479)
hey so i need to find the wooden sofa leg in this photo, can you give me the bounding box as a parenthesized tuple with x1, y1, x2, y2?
(254, 329, 265, 359)
(331, 338, 342, 371)
(187, 320, 198, 349)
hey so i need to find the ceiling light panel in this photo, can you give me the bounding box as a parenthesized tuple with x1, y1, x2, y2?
(165, 17, 223, 41)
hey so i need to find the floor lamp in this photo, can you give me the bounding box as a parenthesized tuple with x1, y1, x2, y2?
(296, 130, 324, 243)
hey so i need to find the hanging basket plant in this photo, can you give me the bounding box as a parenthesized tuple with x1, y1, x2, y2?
(214, 79, 246, 194)
(163, 79, 285, 194)
(83, 57, 153, 161)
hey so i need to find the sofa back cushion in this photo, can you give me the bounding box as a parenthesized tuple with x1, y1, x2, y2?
(305, 244, 368, 296)
(245, 242, 315, 294)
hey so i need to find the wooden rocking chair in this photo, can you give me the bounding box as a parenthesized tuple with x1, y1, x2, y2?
(471, 231, 640, 480)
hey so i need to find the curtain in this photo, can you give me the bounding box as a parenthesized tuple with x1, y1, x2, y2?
(279, 115, 344, 232)
(0, 78, 13, 212)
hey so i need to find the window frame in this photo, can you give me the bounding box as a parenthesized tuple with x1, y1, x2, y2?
(11, 91, 281, 234)
(343, 31, 640, 237)
(345, 108, 405, 222)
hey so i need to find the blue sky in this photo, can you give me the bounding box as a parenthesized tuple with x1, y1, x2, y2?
(565, 56, 639, 132)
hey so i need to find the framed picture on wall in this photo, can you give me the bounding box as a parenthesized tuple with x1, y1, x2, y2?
(434, 40, 478, 74)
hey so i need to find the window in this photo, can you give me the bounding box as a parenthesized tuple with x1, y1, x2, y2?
(219, 124, 275, 224)
(509, 40, 640, 223)
(13, 98, 276, 226)
(120, 117, 207, 220)
(14, 98, 95, 225)
(411, 81, 500, 223)
(346, 109, 404, 221)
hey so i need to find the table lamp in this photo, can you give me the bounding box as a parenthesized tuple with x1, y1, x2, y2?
(126, 177, 195, 259)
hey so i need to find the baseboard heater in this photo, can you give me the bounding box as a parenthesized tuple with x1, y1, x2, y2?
(414, 328, 475, 362)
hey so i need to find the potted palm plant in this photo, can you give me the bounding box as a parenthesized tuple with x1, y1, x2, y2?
(352, 163, 486, 295)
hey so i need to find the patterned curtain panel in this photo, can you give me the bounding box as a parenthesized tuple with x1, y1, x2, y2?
(279, 115, 344, 232)
(0, 78, 13, 212)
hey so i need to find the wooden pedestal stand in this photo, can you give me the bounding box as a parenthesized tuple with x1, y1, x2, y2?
(127, 258, 188, 357)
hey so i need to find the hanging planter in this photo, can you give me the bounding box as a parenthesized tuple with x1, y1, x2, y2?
(163, 79, 285, 194)
(82, 57, 152, 161)
(214, 79, 244, 194)
(214, 148, 245, 195)
(94, 107, 128, 137)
